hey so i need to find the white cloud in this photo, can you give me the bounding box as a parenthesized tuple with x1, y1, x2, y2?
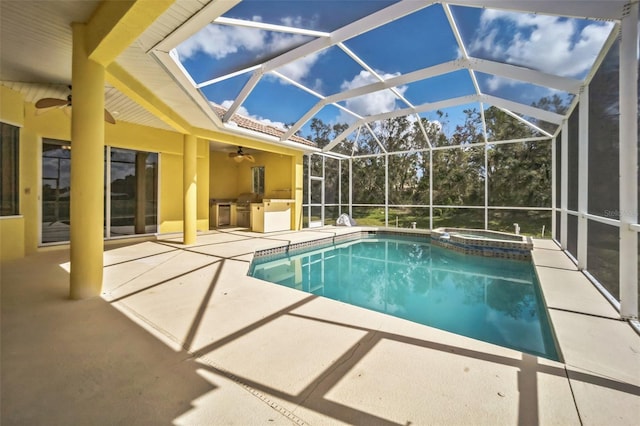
(470, 10, 613, 85)
(485, 75, 518, 92)
(277, 51, 324, 82)
(265, 32, 308, 53)
(177, 19, 324, 84)
(338, 71, 407, 122)
(177, 24, 265, 60)
(280, 15, 304, 28)
(220, 100, 287, 130)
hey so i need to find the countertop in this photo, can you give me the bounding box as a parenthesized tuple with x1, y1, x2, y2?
(256, 199, 294, 203)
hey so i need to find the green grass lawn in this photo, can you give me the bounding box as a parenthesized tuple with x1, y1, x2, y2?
(328, 207, 552, 238)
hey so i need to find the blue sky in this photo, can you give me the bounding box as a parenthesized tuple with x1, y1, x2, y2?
(175, 1, 614, 143)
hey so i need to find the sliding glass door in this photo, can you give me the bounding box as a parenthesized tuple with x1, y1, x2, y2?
(42, 140, 71, 243)
(109, 148, 158, 237)
(41, 141, 158, 244)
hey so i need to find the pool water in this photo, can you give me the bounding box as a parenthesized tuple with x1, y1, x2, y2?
(250, 235, 559, 360)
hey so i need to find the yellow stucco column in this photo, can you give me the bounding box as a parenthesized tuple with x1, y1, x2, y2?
(291, 153, 304, 230)
(69, 23, 105, 299)
(183, 134, 197, 244)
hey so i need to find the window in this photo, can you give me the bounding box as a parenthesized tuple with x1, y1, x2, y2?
(0, 122, 19, 216)
(252, 166, 264, 195)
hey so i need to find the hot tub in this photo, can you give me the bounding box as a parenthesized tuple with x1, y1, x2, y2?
(431, 227, 533, 260)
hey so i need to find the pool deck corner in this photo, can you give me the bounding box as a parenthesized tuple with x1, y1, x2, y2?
(1, 227, 638, 425)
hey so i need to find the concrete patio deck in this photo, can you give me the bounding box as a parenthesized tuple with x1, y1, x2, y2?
(1, 227, 638, 425)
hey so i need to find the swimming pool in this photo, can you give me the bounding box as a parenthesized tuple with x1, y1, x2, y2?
(249, 234, 559, 360)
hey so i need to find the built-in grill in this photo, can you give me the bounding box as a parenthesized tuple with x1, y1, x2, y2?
(236, 192, 260, 228)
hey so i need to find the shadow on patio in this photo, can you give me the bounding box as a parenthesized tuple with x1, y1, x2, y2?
(2, 232, 638, 424)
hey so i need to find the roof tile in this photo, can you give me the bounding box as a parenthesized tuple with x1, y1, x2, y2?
(211, 104, 316, 147)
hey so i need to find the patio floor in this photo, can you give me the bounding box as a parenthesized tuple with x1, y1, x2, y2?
(1, 227, 638, 425)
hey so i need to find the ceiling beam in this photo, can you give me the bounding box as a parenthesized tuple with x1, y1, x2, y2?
(86, 0, 174, 66)
(480, 94, 565, 124)
(445, 0, 627, 21)
(106, 62, 192, 134)
(152, 0, 241, 52)
(214, 16, 331, 38)
(467, 57, 582, 94)
(264, 0, 433, 74)
(157, 49, 226, 128)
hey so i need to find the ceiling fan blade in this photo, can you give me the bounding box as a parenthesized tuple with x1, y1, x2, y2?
(104, 109, 116, 124)
(245, 154, 255, 163)
(35, 98, 69, 108)
(228, 152, 239, 158)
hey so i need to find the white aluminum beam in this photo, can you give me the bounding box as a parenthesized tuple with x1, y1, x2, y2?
(196, 65, 261, 88)
(416, 118, 433, 149)
(325, 123, 360, 153)
(443, 3, 469, 57)
(281, 103, 326, 141)
(468, 57, 582, 94)
(429, 149, 433, 230)
(364, 123, 388, 153)
(223, 70, 263, 122)
(445, 1, 628, 21)
(214, 16, 331, 38)
(338, 159, 342, 214)
(577, 86, 588, 270)
(349, 158, 353, 217)
(619, 1, 638, 319)
(488, 136, 550, 145)
(481, 94, 564, 124)
(325, 60, 462, 105)
(324, 94, 478, 152)
(326, 92, 561, 149)
(497, 107, 554, 138)
(385, 154, 389, 226)
(152, 50, 224, 127)
(479, 102, 488, 141)
(551, 136, 557, 238)
(261, 1, 433, 75)
(484, 143, 489, 229)
(368, 94, 481, 122)
(321, 156, 326, 225)
(560, 120, 568, 249)
(306, 155, 311, 224)
(271, 70, 325, 100)
(152, 0, 242, 52)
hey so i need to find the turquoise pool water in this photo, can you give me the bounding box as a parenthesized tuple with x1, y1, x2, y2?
(250, 235, 559, 360)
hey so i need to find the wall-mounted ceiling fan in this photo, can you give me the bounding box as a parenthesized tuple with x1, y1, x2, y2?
(35, 86, 116, 124)
(228, 146, 255, 163)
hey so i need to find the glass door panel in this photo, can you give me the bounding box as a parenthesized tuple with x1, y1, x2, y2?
(109, 148, 158, 236)
(41, 140, 71, 243)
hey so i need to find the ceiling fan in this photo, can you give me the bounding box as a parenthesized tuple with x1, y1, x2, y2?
(228, 146, 255, 163)
(35, 86, 116, 124)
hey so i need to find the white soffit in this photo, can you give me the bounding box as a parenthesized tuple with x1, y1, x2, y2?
(0, 0, 100, 84)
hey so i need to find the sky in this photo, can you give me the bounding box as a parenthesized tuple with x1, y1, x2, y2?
(175, 1, 614, 143)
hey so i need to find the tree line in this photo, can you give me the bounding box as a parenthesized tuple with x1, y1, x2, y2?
(304, 99, 567, 212)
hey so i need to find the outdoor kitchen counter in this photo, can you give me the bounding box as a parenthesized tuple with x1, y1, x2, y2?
(250, 199, 294, 233)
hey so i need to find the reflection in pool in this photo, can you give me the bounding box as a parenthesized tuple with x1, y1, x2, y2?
(250, 236, 558, 360)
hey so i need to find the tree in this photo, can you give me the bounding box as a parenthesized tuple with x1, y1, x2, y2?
(304, 103, 552, 223)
